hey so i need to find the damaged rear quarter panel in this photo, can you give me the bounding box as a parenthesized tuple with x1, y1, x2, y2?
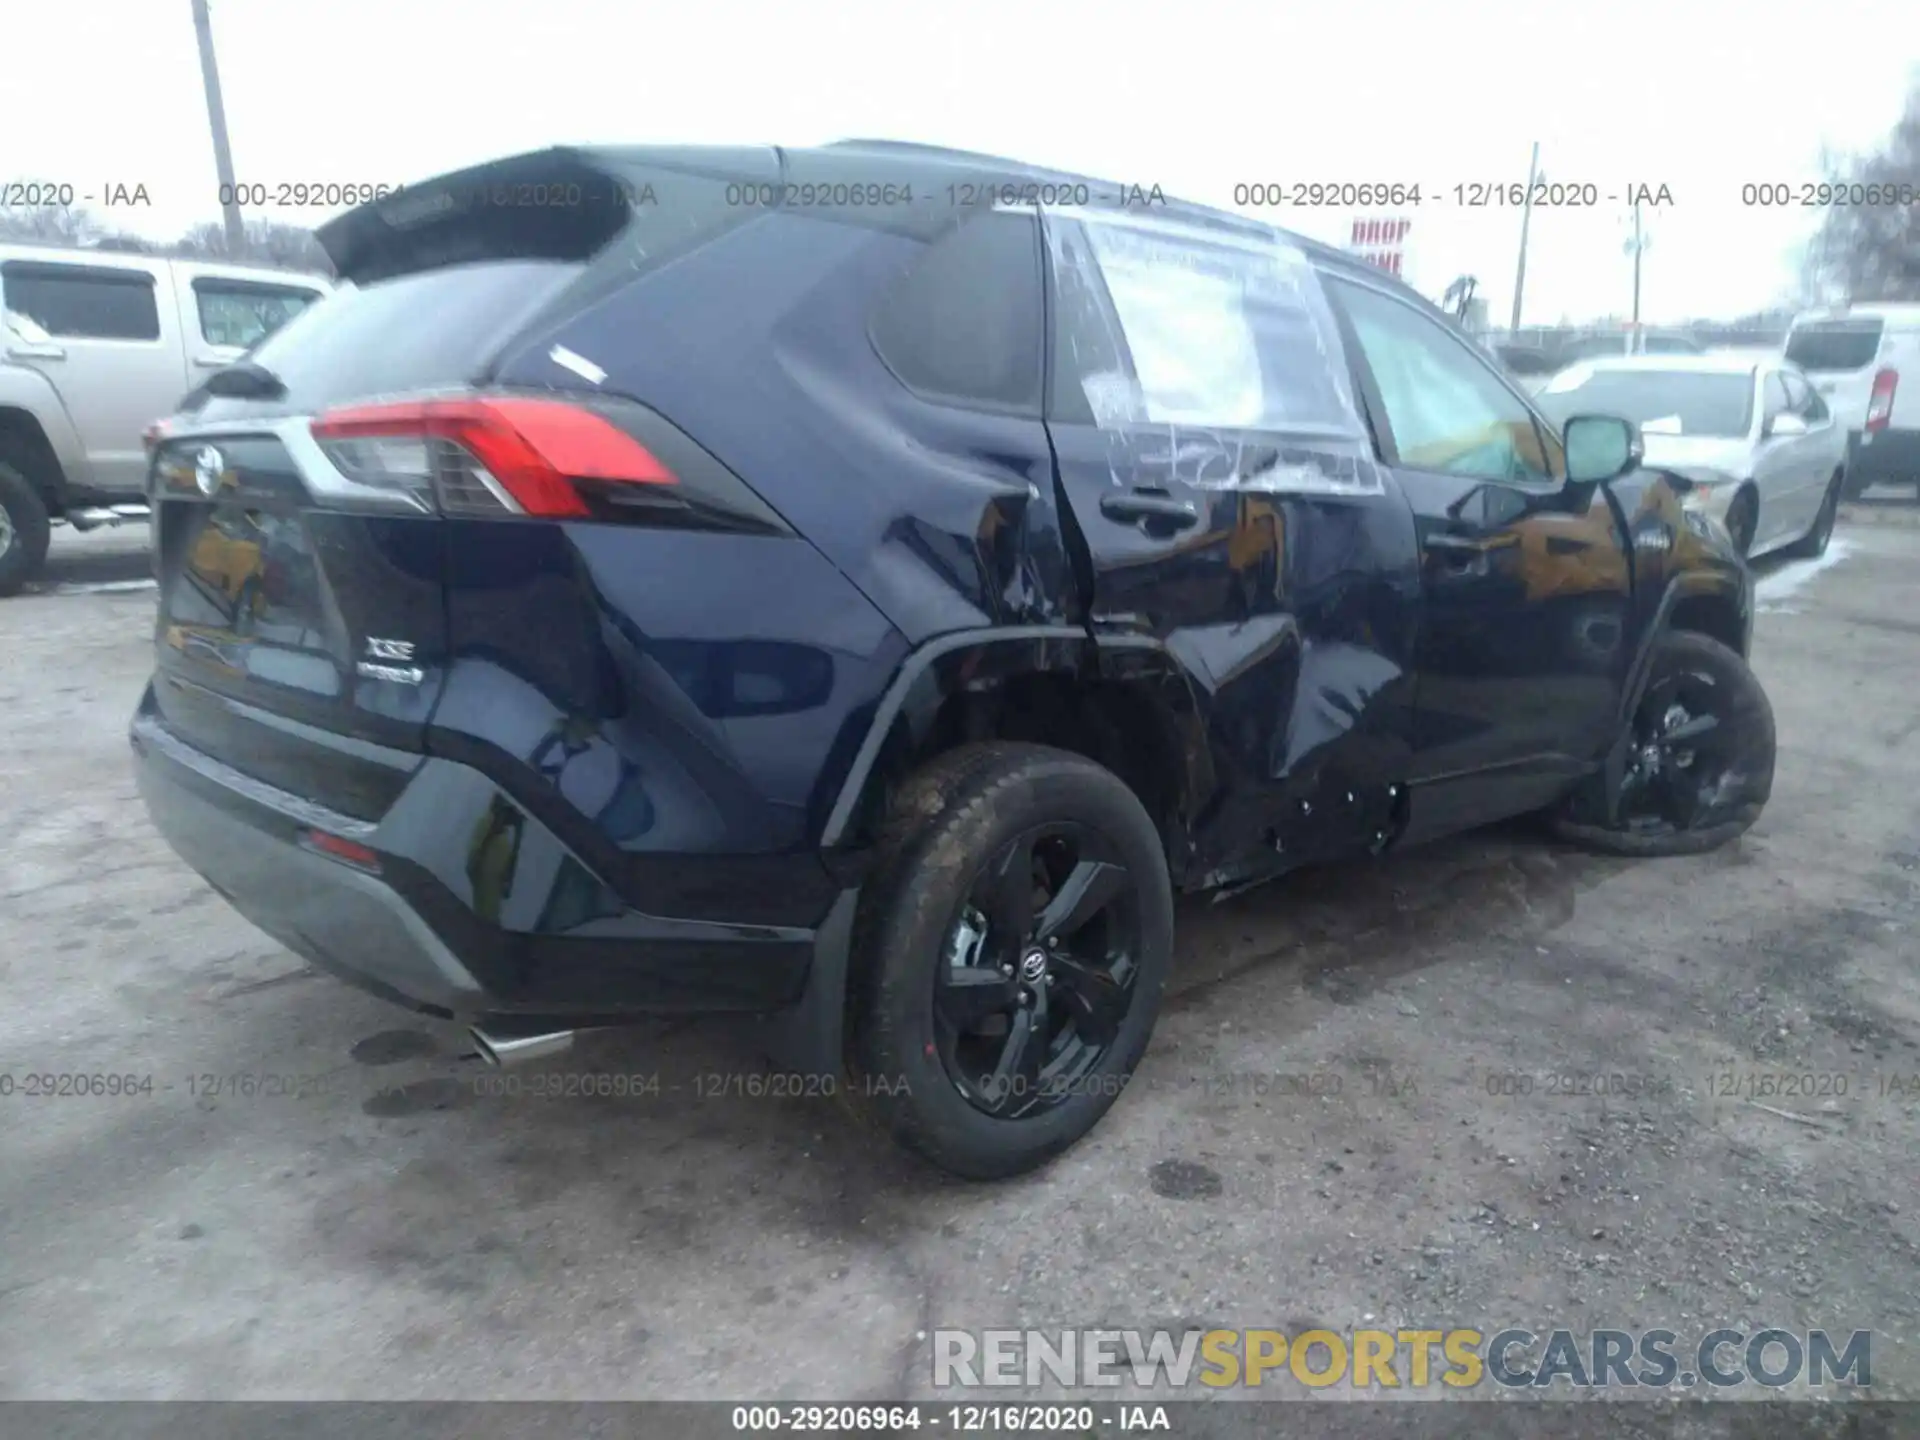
(749, 211, 1075, 641)
(504, 209, 1075, 646)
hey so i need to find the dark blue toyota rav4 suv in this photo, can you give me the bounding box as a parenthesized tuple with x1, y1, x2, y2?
(131, 141, 1770, 1178)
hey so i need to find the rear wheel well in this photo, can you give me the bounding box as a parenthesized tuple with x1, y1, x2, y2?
(0, 409, 66, 515)
(866, 670, 1187, 877)
(1668, 593, 1746, 656)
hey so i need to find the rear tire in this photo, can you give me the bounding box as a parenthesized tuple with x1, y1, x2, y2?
(845, 743, 1173, 1180)
(0, 460, 53, 598)
(1551, 631, 1774, 857)
(1783, 471, 1841, 559)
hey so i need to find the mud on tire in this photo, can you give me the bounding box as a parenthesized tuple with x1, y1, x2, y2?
(844, 742, 1174, 1180)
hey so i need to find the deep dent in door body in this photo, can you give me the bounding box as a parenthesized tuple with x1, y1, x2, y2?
(1039, 212, 1422, 885)
(1089, 442, 1423, 888)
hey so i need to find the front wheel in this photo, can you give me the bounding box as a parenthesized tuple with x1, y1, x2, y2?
(1784, 472, 1841, 559)
(1551, 631, 1774, 857)
(845, 743, 1173, 1180)
(1724, 489, 1757, 560)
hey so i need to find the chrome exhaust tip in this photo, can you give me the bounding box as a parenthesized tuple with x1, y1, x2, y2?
(469, 1026, 575, 1067)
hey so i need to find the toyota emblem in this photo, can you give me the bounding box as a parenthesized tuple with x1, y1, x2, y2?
(193, 446, 226, 496)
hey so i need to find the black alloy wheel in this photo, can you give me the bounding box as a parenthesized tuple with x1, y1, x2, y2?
(844, 742, 1174, 1180)
(934, 823, 1140, 1119)
(1615, 669, 1737, 835)
(1551, 631, 1774, 857)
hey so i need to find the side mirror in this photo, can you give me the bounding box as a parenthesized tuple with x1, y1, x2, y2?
(1562, 414, 1642, 484)
(1766, 412, 1808, 438)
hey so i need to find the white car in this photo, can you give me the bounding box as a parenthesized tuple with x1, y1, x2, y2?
(1785, 304, 1920, 499)
(1534, 353, 1847, 560)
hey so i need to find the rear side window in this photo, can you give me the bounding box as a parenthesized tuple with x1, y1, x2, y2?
(1786, 320, 1883, 372)
(1048, 217, 1358, 434)
(869, 212, 1043, 412)
(1, 261, 160, 340)
(193, 278, 322, 349)
(224, 260, 584, 410)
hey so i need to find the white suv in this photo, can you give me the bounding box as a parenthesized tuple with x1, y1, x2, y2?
(0, 244, 331, 593)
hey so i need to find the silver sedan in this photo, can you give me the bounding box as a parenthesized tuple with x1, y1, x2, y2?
(1534, 354, 1848, 560)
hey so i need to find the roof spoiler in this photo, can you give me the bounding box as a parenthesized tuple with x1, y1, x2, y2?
(316, 145, 782, 285)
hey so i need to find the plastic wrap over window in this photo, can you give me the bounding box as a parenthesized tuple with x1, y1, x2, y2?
(1043, 208, 1381, 497)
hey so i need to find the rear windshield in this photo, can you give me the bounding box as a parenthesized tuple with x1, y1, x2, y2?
(184, 157, 761, 417)
(1785, 320, 1884, 372)
(206, 260, 584, 410)
(1535, 367, 1754, 439)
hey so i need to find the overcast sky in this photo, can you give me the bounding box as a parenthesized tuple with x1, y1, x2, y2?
(9, 0, 1916, 324)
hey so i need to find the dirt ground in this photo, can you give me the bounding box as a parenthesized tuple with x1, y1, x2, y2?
(2, 505, 1917, 1415)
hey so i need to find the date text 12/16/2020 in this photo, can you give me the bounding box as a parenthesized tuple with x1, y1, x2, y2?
(1229, 182, 1675, 208)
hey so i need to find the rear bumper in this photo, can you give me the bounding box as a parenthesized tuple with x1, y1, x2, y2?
(130, 690, 849, 1028)
(1847, 427, 1920, 486)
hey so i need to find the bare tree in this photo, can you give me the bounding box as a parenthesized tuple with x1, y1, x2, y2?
(0, 204, 151, 251)
(172, 219, 333, 275)
(1805, 83, 1920, 302)
(0, 206, 327, 273)
(1442, 274, 1480, 323)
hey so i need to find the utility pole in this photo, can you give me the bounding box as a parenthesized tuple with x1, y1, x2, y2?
(191, 0, 247, 257)
(1508, 141, 1541, 332)
(1625, 198, 1649, 352)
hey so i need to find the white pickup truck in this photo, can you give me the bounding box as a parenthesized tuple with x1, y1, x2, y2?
(0, 244, 331, 593)
(1786, 304, 1920, 500)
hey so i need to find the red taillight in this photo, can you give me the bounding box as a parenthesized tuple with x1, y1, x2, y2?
(1866, 369, 1898, 433)
(309, 396, 677, 518)
(301, 829, 381, 873)
(143, 419, 172, 454)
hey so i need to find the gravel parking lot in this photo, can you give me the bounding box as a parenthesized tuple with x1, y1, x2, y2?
(3, 507, 1918, 1407)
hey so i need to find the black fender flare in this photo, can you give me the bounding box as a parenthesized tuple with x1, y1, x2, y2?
(1620, 569, 1753, 726)
(771, 624, 1212, 1078)
(817, 624, 1215, 853)
(1593, 568, 1754, 823)
(771, 625, 1100, 1082)
(816, 625, 1095, 849)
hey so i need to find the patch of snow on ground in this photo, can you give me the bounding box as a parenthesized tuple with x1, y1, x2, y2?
(1755, 537, 1854, 613)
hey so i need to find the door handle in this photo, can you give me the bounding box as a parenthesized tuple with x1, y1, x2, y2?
(5, 342, 65, 360)
(1100, 491, 1200, 531)
(193, 353, 237, 368)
